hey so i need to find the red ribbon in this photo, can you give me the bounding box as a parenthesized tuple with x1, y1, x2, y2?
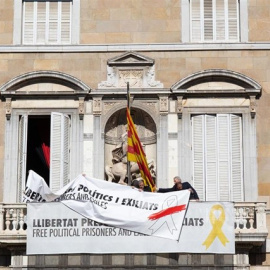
(148, 204, 186, 221)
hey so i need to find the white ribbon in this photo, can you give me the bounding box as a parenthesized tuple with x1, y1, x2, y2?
(148, 195, 178, 235)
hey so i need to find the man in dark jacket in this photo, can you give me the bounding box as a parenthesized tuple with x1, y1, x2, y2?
(157, 176, 199, 200)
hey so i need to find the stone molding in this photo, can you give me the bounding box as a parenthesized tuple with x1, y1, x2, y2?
(3, 42, 270, 53)
(171, 69, 262, 118)
(0, 71, 90, 120)
(0, 70, 90, 93)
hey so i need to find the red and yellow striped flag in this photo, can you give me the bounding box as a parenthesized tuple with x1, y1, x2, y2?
(127, 107, 155, 192)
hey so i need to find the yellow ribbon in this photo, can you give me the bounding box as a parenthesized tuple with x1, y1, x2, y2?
(202, 204, 229, 249)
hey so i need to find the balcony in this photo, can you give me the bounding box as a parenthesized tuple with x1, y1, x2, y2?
(0, 202, 268, 246)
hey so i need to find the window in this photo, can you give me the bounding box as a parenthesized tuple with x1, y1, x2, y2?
(192, 114, 243, 201)
(22, 0, 72, 44)
(17, 112, 70, 201)
(190, 0, 239, 42)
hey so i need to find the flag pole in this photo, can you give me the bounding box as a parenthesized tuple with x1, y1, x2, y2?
(127, 82, 131, 185)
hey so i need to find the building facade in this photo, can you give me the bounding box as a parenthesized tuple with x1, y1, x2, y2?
(0, 0, 269, 269)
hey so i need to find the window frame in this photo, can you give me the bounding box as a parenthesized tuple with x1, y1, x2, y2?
(178, 106, 256, 202)
(3, 108, 81, 203)
(191, 113, 244, 202)
(13, 0, 80, 45)
(181, 0, 248, 43)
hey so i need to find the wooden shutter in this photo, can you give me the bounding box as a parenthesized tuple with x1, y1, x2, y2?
(205, 115, 217, 201)
(191, 0, 201, 42)
(61, 1, 71, 43)
(23, 1, 34, 44)
(215, 0, 225, 40)
(36, 1, 46, 44)
(50, 113, 70, 192)
(192, 115, 205, 200)
(17, 115, 28, 202)
(230, 114, 243, 201)
(217, 114, 230, 201)
(190, 0, 239, 42)
(228, 0, 239, 41)
(192, 114, 243, 201)
(203, 0, 213, 41)
(48, 1, 58, 44)
(62, 114, 70, 186)
(23, 0, 72, 44)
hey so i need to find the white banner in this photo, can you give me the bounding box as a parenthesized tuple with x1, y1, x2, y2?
(23, 171, 190, 241)
(27, 201, 235, 254)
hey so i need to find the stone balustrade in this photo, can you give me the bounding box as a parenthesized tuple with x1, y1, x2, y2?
(234, 202, 268, 243)
(0, 202, 268, 244)
(0, 203, 27, 241)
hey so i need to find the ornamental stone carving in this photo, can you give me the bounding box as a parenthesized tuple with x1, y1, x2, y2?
(98, 52, 163, 89)
(98, 66, 117, 88)
(146, 66, 163, 88)
(159, 96, 168, 115)
(5, 98, 11, 120)
(93, 97, 102, 115)
(119, 70, 143, 88)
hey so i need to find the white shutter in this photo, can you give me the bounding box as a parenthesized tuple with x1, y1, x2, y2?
(62, 114, 70, 186)
(192, 114, 243, 202)
(36, 1, 46, 44)
(203, 0, 213, 41)
(48, 1, 58, 44)
(217, 114, 230, 201)
(205, 115, 217, 201)
(190, 0, 239, 42)
(191, 0, 201, 42)
(228, 0, 239, 41)
(230, 114, 243, 201)
(23, 2, 34, 44)
(23, 0, 72, 44)
(216, 0, 225, 40)
(61, 1, 71, 43)
(192, 115, 205, 200)
(50, 112, 70, 192)
(17, 115, 28, 202)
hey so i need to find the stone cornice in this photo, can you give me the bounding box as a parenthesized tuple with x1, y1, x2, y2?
(2, 43, 270, 53)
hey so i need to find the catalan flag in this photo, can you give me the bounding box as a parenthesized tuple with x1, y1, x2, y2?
(127, 107, 155, 192)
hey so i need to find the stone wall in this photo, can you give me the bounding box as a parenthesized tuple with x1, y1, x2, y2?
(80, 0, 181, 44)
(249, 0, 270, 42)
(0, 50, 270, 197)
(1, 1, 270, 44)
(0, 0, 13, 45)
(25, 253, 236, 269)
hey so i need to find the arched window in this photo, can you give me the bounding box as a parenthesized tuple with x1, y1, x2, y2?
(171, 69, 261, 202)
(1, 71, 89, 202)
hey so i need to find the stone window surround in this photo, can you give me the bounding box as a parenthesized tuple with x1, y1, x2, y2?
(3, 108, 83, 203)
(179, 107, 255, 201)
(0, 70, 89, 203)
(13, 0, 80, 45)
(171, 69, 261, 202)
(181, 0, 248, 43)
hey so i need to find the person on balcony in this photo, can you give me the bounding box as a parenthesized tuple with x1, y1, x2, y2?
(156, 176, 199, 201)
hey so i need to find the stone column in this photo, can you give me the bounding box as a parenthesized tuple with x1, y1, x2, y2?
(92, 97, 105, 179)
(177, 97, 192, 181)
(0, 204, 4, 231)
(234, 244, 252, 270)
(9, 246, 28, 268)
(157, 96, 169, 187)
(255, 203, 268, 233)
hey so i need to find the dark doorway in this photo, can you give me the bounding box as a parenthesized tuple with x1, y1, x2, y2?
(26, 116, 50, 186)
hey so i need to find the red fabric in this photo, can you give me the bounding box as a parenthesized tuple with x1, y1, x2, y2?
(148, 204, 187, 220)
(127, 107, 155, 191)
(41, 143, 50, 168)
